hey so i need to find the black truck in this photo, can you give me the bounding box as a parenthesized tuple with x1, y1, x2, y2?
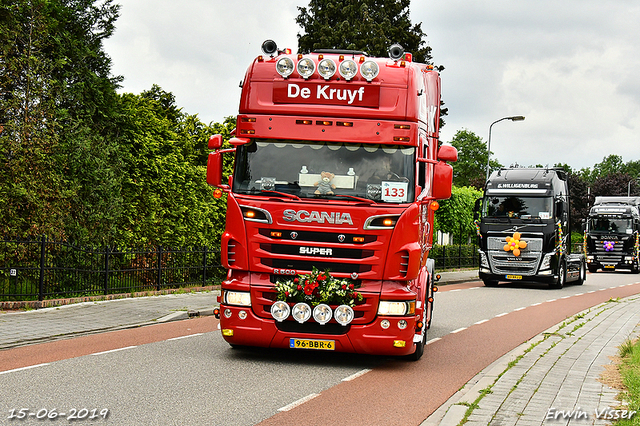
(584, 196, 640, 273)
(476, 167, 586, 288)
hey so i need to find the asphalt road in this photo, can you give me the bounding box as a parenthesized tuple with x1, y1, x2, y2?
(1, 271, 638, 426)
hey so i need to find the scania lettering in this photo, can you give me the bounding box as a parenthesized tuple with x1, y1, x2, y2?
(207, 40, 457, 360)
(283, 209, 353, 225)
(584, 196, 640, 273)
(475, 168, 587, 289)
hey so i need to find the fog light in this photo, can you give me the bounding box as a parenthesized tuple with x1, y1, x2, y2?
(271, 301, 290, 322)
(313, 304, 332, 325)
(380, 319, 390, 329)
(334, 304, 354, 326)
(222, 329, 234, 336)
(393, 340, 406, 348)
(398, 320, 408, 330)
(238, 310, 247, 320)
(224, 309, 232, 318)
(292, 303, 311, 323)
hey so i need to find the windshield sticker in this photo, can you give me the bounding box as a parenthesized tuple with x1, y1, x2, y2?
(382, 181, 408, 202)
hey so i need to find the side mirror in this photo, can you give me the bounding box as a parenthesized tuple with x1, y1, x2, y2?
(207, 151, 223, 187)
(437, 144, 458, 162)
(473, 198, 482, 220)
(432, 161, 453, 199)
(208, 134, 223, 150)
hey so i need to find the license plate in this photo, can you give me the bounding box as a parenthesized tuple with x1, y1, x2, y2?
(506, 275, 523, 280)
(604, 265, 615, 269)
(290, 338, 335, 351)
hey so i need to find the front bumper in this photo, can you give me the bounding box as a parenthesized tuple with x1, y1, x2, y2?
(218, 303, 419, 356)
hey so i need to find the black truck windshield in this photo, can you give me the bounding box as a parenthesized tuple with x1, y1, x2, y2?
(588, 217, 632, 233)
(233, 139, 415, 203)
(483, 196, 553, 219)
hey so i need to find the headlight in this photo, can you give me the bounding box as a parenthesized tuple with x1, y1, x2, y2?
(312, 304, 332, 325)
(540, 253, 553, 270)
(378, 300, 415, 316)
(360, 60, 379, 81)
(292, 302, 312, 323)
(224, 291, 251, 306)
(297, 58, 315, 79)
(339, 59, 358, 80)
(317, 58, 336, 80)
(479, 251, 489, 268)
(276, 57, 295, 78)
(334, 304, 354, 326)
(271, 301, 290, 322)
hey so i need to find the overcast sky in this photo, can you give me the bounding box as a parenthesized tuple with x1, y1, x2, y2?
(103, 0, 640, 171)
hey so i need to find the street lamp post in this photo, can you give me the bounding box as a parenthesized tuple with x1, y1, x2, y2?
(485, 115, 525, 183)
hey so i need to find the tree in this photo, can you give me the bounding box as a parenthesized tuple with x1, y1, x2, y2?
(114, 86, 230, 249)
(434, 185, 483, 244)
(296, 0, 432, 63)
(0, 0, 122, 243)
(449, 129, 501, 189)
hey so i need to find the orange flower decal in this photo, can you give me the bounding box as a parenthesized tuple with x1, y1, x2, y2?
(503, 232, 527, 256)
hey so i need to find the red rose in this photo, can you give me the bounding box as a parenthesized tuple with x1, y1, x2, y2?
(304, 285, 314, 295)
(284, 291, 289, 297)
(297, 284, 302, 291)
(318, 274, 326, 281)
(294, 277, 299, 284)
(352, 292, 359, 298)
(341, 284, 347, 290)
(305, 279, 309, 285)
(349, 284, 354, 290)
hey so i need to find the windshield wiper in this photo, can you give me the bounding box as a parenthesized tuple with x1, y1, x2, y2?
(259, 189, 301, 201)
(331, 194, 376, 205)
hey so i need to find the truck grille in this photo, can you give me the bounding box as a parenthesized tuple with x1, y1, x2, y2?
(255, 228, 378, 275)
(592, 238, 624, 262)
(487, 237, 543, 276)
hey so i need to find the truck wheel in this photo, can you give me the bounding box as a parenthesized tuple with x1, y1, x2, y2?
(576, 262, 586, 285)
(483, 279, 499, 287)
(407, 326, 426, 361)
(550, 260, 566, 289)
(588, 265, 598, 273)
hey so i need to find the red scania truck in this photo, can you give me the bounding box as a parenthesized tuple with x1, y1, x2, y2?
(206, 40, 457, 360)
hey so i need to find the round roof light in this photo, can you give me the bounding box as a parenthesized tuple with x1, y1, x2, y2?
(317, 58, 337, 80)
(297, 58, 315, 79)
(276, 57, 294, 78)
(339, 59, 358, 81)
(360, 60, 379, 81)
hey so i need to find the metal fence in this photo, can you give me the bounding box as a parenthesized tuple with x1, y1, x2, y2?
(0, 237, 226, 301)
(431, 242, 479, 270)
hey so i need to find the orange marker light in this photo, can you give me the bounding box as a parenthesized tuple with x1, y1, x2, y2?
(213, 188, 223, 199)
(430, 201, 440, 211)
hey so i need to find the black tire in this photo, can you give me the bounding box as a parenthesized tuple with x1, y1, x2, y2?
(550, 260, 566, 289)
(407, 324, 426, 361)
(576, 261, 586, 285)
(483, 279, 499, 287)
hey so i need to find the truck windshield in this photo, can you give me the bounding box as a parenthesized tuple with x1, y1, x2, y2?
(588, 217, 632, 233)
(483, 196, 553, 219)
(233, 139, 415, 203)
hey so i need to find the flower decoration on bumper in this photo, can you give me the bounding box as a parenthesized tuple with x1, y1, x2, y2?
(274, 267, 363, 306)
(603, 240, 615, 252)
(504, 232, 527, 257)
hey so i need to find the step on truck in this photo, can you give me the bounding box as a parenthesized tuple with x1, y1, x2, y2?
(206, 40, 457, 360)
(475, 167, 586, 289)
(584, 196, 640, 273)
